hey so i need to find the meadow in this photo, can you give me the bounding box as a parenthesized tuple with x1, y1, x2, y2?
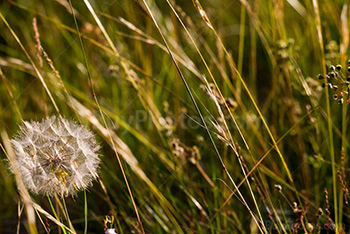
(0, 0, 349, 233)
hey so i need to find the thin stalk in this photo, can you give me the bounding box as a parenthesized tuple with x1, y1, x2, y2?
(69, 1, 145, 233)
(339, 3, 349, 226)
(84, 190, 88, 234)
(191, 0, 306, 217)
(0, 12, 60, 113)
(141, 0, 264, 233)
(47, 195, 67, 234)
(60, 195, 75, 233)
(312, 0, 337, 232)
(165, 1, 269, 232)
(237, 3, 246, 97)
(211, 106, 316, 222)
(0, 133, 39, 234)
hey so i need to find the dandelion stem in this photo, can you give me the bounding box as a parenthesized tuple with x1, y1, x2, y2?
(47, 194, 67, 234)
(84, 190, 88, 234)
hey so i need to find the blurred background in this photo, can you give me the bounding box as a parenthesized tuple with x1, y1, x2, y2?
(0, 0, 349, 233)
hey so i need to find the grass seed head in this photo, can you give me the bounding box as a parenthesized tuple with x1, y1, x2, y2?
(11, 116, 101, 196)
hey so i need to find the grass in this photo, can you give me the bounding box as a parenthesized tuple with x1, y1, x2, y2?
(0, 0, 349, 233)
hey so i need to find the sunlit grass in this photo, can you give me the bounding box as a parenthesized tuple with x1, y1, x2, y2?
(0, 0, 349, 233)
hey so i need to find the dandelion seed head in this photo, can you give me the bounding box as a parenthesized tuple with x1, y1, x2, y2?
(11, 116, 101, 196)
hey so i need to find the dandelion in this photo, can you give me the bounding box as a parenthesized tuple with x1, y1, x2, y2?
(11, 116, 101, 196)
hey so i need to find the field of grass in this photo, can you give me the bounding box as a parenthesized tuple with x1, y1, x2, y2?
(0, 0, 350, 233)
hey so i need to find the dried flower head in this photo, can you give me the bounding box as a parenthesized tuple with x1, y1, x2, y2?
(11, 116, 101, 196)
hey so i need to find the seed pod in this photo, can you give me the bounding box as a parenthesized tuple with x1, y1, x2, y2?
(11, 116, 101, 196)
(336, 65, 342, 70)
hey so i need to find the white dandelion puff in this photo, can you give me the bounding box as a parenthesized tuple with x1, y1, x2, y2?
(10, 116, 101, 196)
